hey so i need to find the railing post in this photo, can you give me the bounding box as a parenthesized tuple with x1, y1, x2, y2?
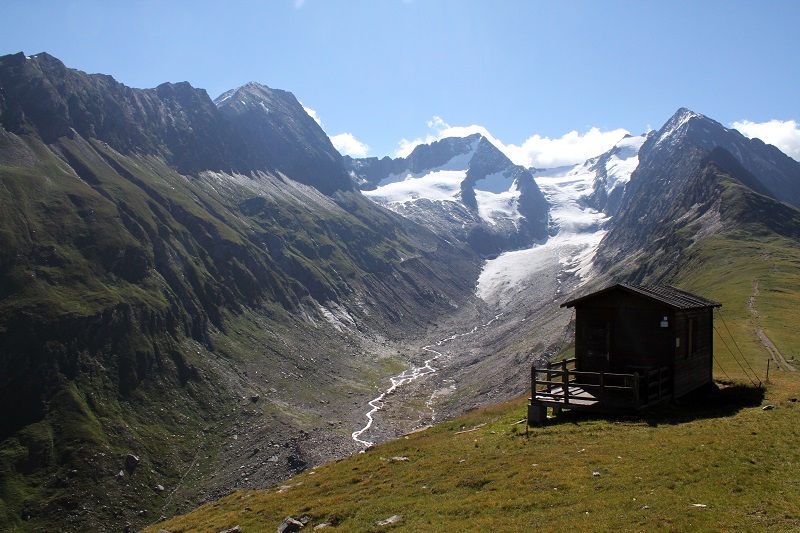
(599, 369, 605, 403)
(563, 363, 570, 406)
(633, 372, 640, 409)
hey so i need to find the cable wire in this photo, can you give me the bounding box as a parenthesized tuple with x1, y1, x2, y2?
(712, 354, 732, 382)
(716, 309, 760, 379)
(713, 323, 759, 387)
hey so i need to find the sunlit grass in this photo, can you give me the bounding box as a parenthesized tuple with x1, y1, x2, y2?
(147, 232, 800, 532)
(147, 375, 800, 532)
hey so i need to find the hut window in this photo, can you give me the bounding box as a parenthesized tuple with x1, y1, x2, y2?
(587, 323, 610, 360)
(688, 317, 697, 356)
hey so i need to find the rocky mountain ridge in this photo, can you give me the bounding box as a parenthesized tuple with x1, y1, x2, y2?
(0, 52, 352, 193)
(593, 107, 800, 281)
(346, 133, 549, 257)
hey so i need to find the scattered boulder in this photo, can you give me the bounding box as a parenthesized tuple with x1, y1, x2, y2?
(277, 516, 305, 532)
(219, 526, 241, 533)
(124, 454, 140, 474)
(287, 455, 307, 471)
(375, 514, 403, 526)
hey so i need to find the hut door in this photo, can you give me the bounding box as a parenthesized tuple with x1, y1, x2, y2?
(586, 322, 611, 372)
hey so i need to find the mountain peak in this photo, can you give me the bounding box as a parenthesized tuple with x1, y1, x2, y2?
(347, 133, 549, 255)
(654, 107, 705, 145)
(214, 81, 276, 109)
(213, 80, 351, 193)
(402, 133, 484, 169)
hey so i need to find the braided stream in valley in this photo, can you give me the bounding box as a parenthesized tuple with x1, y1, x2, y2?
(351, 314, 502, 447)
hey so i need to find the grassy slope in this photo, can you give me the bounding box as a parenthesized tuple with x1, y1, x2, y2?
(148, 231, 800, 532)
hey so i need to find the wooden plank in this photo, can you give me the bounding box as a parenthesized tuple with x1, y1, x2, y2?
(533, 396, 599, 407)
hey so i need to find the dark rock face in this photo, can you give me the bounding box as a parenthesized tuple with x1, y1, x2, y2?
(215, 83, 352, 194)
(0, 52, 352, 194)
(637, 108, 800, 209)
(594, 108, 800, 281)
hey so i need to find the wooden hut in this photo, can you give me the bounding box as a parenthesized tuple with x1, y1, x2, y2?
(529, 283, 721, 423)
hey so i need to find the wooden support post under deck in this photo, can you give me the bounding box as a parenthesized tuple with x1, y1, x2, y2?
(657, 368, 662, 402)
(528, 403, 547, 424)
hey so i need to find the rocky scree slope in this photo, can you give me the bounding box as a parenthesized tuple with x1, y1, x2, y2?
(0, 52, 482, 531)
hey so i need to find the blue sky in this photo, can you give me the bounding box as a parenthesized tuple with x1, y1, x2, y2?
(2, 0, 799, 165)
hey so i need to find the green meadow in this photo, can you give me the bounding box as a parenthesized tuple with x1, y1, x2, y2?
(146, 234, 800, 532)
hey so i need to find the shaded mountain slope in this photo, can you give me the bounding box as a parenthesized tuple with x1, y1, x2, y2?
(0, 53, 482, 531)
(0, 52, 352, 193)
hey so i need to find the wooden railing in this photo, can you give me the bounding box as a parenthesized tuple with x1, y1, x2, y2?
(642, 366, 670, 405)
(531, 358, 671, 410)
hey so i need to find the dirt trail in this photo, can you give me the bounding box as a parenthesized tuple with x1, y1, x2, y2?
(750, 278, 796, 372)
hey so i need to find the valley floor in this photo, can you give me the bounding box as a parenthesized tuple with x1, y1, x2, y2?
(344, 161, 614, 454)
(146, 372, 800, 532)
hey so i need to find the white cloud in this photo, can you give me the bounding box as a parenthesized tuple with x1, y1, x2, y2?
(507, 127, 630, 168)
(302, 105, 370, 157)
(396, 116, 629, 168)
(731, 119, 800, 161)
(331, 133, 370, 158)
(396, 116, 501, 158)
(303, 105, 323, 127)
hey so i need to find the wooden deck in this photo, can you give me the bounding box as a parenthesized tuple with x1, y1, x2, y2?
(528, 357, 671, 424)
(533, 385, 600, 407)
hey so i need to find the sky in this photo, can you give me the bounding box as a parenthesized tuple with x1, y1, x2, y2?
(2, 0, 800, 166)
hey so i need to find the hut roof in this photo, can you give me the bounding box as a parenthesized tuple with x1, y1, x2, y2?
(561, 283, 722, 310)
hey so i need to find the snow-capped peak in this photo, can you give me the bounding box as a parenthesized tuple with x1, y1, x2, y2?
(653, 107, 704, 148)
(350, 134, 549, 256)
(375, 134, 483, 187)
(362, 134, 539, 224)
(477, 133, 646, 306)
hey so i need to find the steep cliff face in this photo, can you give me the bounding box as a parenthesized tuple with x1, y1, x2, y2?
(214, 82, 352, 194)
(0, 52, 481, 531)
(593, 109, 800, 282)
(0, 52, 352, 193)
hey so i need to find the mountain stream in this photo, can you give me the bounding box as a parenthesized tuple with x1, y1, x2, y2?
(351, 314, 502, 447)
